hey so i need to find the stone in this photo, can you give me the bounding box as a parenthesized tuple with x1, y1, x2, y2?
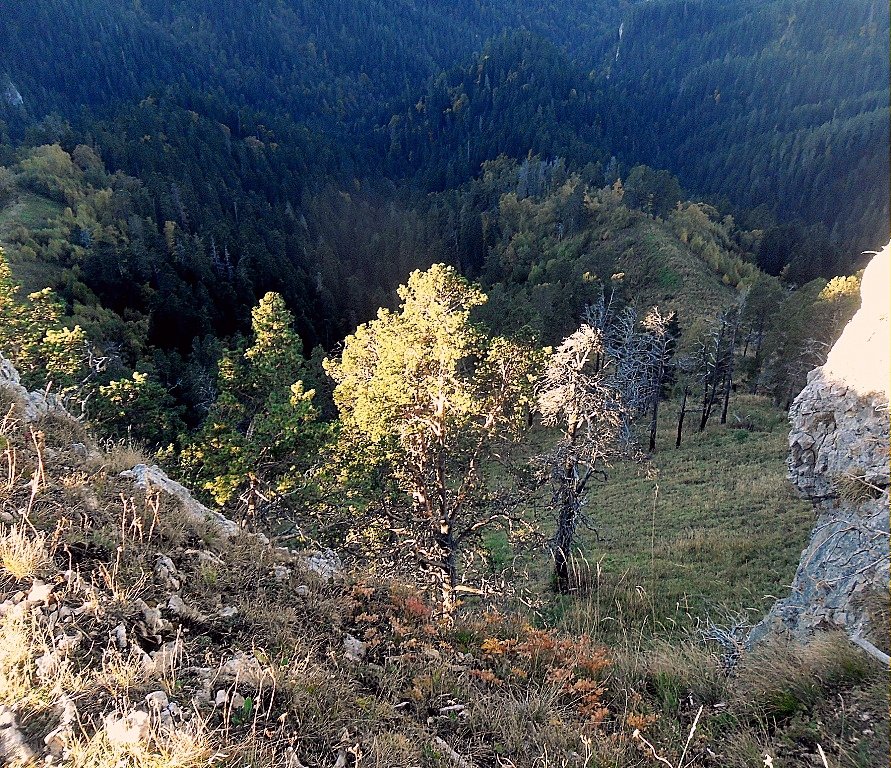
(294, 585, 310, 598)
(273, 565, 291, 582)
(112, 622, 128, 650)
(139, 601, 168, 634)
(342, 633, 366, 662)
(304, 549, 342, 580)
(104, 710, 151, 747)
(121, 464, 239, 538)
(44, 724, 72, 758)
(26, 579, 54, 606)
(214, 690, 229, 707)
(145, 691, 169, 711)
(154, 555, 181, 591)
(750, 246, 890, 647)
(219, 652, 272, 686)
(167, 594, 187, 616)
(218, 605, 238, 618)
(230, 692, 246, 710)
(0, 704, 36, 764)
(0, 354, 68, 424)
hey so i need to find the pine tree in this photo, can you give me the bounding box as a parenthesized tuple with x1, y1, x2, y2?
(179, 293, 322, 519)
(326, 264, 540, 613)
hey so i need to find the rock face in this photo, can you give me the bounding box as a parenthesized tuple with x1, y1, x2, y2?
(121, 463, 240, 538)
(752, 246, 889, 645)
(0, 354, 67, 423)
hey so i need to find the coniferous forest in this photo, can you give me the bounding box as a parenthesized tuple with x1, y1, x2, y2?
(0, 1, 888, 766)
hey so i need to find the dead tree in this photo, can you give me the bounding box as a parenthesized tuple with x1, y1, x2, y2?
(642, 309, 675, 451)
(719, 297, 745, 424)
(673, 355, 697, 449)
(537, 298, 664, 594)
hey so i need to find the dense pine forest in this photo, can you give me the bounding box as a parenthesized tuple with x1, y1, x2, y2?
(0, 3, 886, 395)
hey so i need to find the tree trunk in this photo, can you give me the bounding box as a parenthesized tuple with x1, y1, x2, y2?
(749, 319, 765, 394)
(699, 317, 727, 431)
(552, 462, 577, 595)
(648, 356, 665, 452)
(676, 384, 689, 448)
(720, 312, 740, 424)
(720, 371, 732, 424)
(648, 392, 660, 452)
(435, 525, 458, 615)
(698, 378, 711, 432)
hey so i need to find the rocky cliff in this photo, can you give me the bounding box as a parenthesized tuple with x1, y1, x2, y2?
(751, 245, 890, 649)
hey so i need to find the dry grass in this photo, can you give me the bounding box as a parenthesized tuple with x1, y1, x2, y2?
(67, 718, 213, 768)
(0, 376, 884, 768)
(0, 523, 51, 580)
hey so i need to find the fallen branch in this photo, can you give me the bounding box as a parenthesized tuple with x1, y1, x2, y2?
(850, 632, 890, 666)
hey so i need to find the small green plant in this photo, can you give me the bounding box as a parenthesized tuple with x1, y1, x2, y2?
(199, 565, 219, 587)
(231, 696, 254, 726)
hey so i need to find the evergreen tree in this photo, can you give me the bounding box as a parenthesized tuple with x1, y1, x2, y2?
(179, 292, 323, 520)
(326, 264, 540, 612)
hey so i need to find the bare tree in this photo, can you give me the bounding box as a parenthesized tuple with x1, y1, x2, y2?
(536, 297, 667, 593)
(642, 309, 675, 451)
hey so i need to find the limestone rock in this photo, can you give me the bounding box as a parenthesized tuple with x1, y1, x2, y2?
(145, 691, 169, 711)
(104, 710, 151, 747)
(751, 246, 890, 646)
(219, 652, 272, 687)
(0, 705, 36, 764)
(154, 555, 181, 592)
(343, 633, 366, 662)
(0, 354, 68, 423)
(121, 464, 239, 538)
(304, 549, 342, 580)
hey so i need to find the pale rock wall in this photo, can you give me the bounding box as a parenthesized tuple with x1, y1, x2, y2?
(751, 245, 889, 645)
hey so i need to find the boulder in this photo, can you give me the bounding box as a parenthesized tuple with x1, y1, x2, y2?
(121, 464, 239, 538)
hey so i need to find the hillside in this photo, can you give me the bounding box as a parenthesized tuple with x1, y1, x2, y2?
(0, 3, 887, 765)
(1, 349, 887, 767)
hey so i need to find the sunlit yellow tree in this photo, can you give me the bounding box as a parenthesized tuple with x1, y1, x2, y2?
(326, 264, 541, 612)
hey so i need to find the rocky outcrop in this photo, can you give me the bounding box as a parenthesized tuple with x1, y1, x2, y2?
(121, 463, 241, 538)
(0, 354, 68, 423)
(751, 246, 889, 648)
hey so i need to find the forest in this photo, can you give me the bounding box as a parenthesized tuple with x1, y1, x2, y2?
(0, 0, 888, 765)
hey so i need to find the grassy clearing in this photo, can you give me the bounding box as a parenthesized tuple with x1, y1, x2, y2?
(517, 394, 813, 641)
(0, 191, 68, 295)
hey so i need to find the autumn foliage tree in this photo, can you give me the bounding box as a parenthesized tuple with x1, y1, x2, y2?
(325, 264, 541, 613)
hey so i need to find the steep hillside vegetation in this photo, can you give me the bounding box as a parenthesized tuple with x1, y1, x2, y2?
(0, 345, 885, 766)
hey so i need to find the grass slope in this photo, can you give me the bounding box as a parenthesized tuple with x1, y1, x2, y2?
(0, 369, 886, 767)
(542, 395, 813, 639)
(0, 191, 67, 295)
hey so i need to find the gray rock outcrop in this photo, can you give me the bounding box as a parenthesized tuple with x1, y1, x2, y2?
(121, 463, 240, 538)
(0, 353, 68, 423)
(751, 246, 889, 647)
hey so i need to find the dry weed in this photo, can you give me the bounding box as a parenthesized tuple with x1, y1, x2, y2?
(0, 523, 51, 580)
